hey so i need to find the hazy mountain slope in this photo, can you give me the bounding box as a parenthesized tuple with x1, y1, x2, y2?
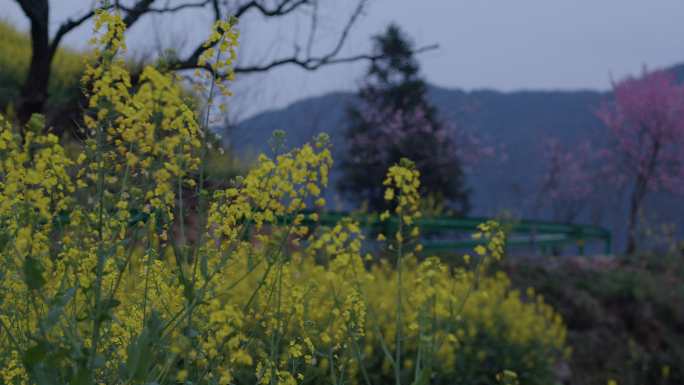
(229, 86, 607, 213)
(226, 91, 355, 161)
(426, 87, 608, 215)
(228, 64, 684, 252)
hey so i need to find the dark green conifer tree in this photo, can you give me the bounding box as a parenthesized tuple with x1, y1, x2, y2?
(339, 24, 470, 214)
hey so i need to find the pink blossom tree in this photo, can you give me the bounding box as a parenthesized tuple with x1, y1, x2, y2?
(339, 24, 490, 214)
(535, 138, 598, 223)
(346, 105, 496, 174)
(342, 103, 471, 213)
(596, 68, 684, 253)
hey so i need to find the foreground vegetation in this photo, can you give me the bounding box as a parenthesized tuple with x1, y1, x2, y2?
(506, 253, 684, 385)
(0, 9, 566, 385)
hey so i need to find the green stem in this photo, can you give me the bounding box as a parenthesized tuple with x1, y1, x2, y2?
(394, 218, 403, 385)
(88, 119, 108, 374)
(0, 317, 20, 351)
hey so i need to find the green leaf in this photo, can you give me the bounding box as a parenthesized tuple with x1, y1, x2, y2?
(127, 208, 150, 227)
(183, 327, 199, 339)
(183, 282, 194, 303)
(200, 254, 209, 279)
(32, 366, 60, 385)
(124, 311, 163, 382)
(68, 367, 90, 385)
(94, 298, 121, 323)
(92, 354, 105, 369)
(23, 255, 46, 290)
(23, 341, 49, 367)
(411, 368, 432, 385)
(53, 210, 71, 227)
(42, 288, 76, 332)
(0, 227, 11, 251)
(22, 341, 65, 385)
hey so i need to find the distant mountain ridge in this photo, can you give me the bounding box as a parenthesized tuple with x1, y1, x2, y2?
(228, 63, 684, 251)
(229, 85, 607, 212)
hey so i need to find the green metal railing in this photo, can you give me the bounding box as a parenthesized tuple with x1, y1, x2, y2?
(299, 211, 612, 256)
(53, 207, 611, 256)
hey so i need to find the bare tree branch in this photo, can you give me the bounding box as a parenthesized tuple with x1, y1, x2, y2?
(169, 42, 439, 82)
(123, 0, 212, 15)
(313, 0, 366, 66)
(305, 0, 319, 58)
(14, 0, 439, 125)
(166, 0, 435, 78)
(121, 0, 157, 27)
(232, 44, 440, 74)
(158, 0, 308, 74)
(169, 0, 374, 75)
(234, 0, 311, 18)
(211, 0, 221, 21)
(50, 10, 98, 59)
(50, 0, 214, 59)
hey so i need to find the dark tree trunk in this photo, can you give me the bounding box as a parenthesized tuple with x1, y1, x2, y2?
(625, 182, 643, 255)
(626, 140, 661, 255)
(16, 0, 51, 127)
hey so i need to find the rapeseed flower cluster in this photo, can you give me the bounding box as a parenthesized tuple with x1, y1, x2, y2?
(0, 8, 566, 385)
(196, 17, 240, 100)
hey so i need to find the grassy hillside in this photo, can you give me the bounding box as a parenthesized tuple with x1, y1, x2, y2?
(0, 20, 83, 112)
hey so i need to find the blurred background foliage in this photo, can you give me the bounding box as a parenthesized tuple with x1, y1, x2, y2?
(0, 20, 82, 115)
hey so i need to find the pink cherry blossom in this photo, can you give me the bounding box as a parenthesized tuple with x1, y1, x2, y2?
(596, 68, 684, 252)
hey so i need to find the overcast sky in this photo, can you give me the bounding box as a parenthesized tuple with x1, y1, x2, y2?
(3, 0, 684, 119)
